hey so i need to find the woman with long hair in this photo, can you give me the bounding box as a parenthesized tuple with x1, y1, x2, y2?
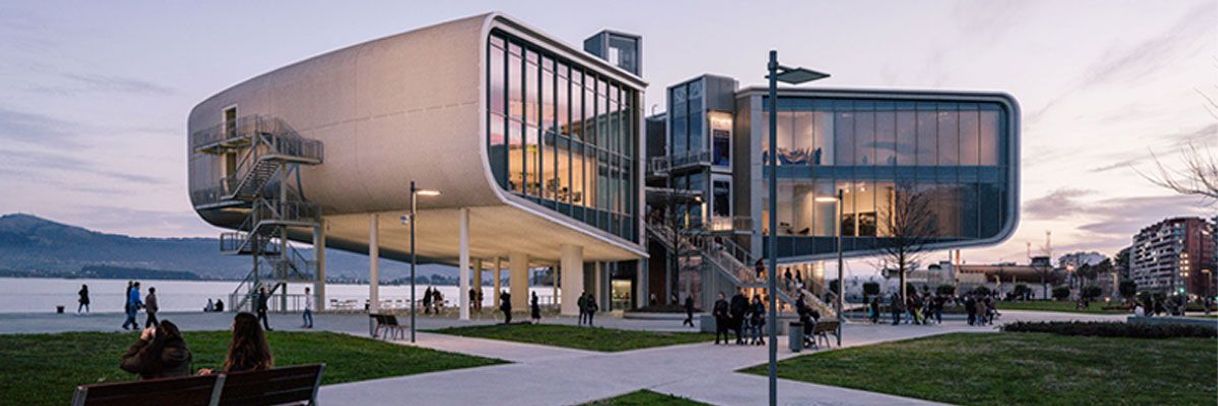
(120, 320, 192, 379)
(199, 312, 273, 375)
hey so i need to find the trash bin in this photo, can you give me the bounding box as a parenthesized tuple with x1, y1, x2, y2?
(56, 306, 64, 314)
(788, 322, 803, 352)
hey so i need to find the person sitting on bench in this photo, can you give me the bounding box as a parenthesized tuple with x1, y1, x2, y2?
(198, 312, 273, 375)
(120, 320, 193, 380)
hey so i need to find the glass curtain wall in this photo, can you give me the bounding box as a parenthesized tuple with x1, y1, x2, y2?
(487, 30, 638, 241)
(759, 97, 1008, 258)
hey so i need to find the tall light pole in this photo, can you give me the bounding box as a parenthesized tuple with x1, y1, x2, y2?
(403, 181, 440, 343)
(766, 50, 829, 406)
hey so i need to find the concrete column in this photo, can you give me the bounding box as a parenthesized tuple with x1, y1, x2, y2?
(595, 262, 606, 311)
(559, 244, 584, 316)
(510, 252, 529, 310)
(636, 261, 647, 310)
(473, 259, 483, 309)
(493, 257, 502, 308)
(458, 208, 470, 320)
(369, 213, 380, 313)
(313, 220, 327, 311)
(551, 266, 558, 308)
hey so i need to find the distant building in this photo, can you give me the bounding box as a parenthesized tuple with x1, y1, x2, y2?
(885, 260, 1053, 298)
(1129, 217, 1217, 297)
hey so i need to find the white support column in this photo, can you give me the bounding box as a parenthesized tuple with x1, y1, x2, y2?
(493, 257, 502, 308)
(551, 266, 558, 309)
(560, 244, 584, 316)
(595, 262, 605, 311)
(510, 252, 529, 310)
(458, 208, 471, 320)
(369, 213, 380, 313)
(313, 220, 327, 311)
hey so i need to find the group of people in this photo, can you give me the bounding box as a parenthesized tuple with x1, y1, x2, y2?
(203, 298, 226, 312)
(576, 291, 598, 326)
(421, 286, 446, 314)
(119, 281, 159, 330)
(711, 288, 768, 346)
(119, 312, 275, 381)
(863, 291, 997, 326)
(467, 288, 485, 312)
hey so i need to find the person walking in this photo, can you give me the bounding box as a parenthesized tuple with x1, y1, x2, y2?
(469, 288, 478, 312)
(682, 294, 695, 327)
(530, 291, 541, 324)
(584, 292, 599, 327)
(869, 295, 880, 324)
(712, 292, 730, 345)
(964, 294, 977, 326)
(302, 287, 314, 329)
(749, 295, 765, 345)
(144, 287, 160, 328)
(256, 286, 272, 331)
(422, 287, 433, 314)
(120, 320, 192, 380)
(122, 282, 143, 330)
(890, 293, 902, 326)
(499, 291, 512, 324)
(577, 292, 588, 326)
(77, 284, 90, 313)
(729, 288, 748, 345)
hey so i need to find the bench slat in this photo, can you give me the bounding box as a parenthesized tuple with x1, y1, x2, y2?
(73, 375, 219, 406)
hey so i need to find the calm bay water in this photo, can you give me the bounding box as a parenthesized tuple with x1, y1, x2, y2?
(0, 277, 554, 313)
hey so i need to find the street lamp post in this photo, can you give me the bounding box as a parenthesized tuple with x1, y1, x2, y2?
(404, 181, 440, 343)
(766, 50, 829, 406)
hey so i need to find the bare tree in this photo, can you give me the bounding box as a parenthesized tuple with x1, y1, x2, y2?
(878, 182, 939, 300)
(1145, 64, 1218, 203)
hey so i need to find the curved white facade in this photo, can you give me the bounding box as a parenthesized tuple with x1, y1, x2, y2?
(187, 13, 646, 264)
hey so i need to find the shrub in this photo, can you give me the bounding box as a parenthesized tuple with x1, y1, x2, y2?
(936, 284, 956, 296)
(971, 286, 992, 296)
(1081, 286, 1102, 300)
(1052, 286, 1071, 301)
(1002, 321, 1217, 339)
(863, 282, 881, 296)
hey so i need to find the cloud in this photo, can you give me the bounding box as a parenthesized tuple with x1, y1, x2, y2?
(1076, 194, 1215, 238)
(25, 73, 176, 96)
(1081, 2, 1216, 89)
(1023, 188, 1094, 220)
(0, 146, 166, 186)
(0, 108, 76, 145)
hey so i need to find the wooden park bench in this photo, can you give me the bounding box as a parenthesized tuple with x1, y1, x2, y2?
(71, 364, 325, 406)
(370, 313, 407, 340)
(809, 320, 840, 349)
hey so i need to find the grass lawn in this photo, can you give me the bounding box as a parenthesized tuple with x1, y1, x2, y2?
(0, 330, 505, 406)
(431, 323, 714, 352)
(742, 332, 1216, 405)
(580, 390, 709, 405)
(998, 300, 1130, 315)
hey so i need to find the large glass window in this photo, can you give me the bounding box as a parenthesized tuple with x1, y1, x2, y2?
(855, 104, 876, 166)
(959, 105, 980, 166)
(813, 110, 834, 165)
(671, 86, 687, 156)
(875, 105, 896, 166)
(916, 104, 937, 166)
(834, 107, 855, 166)
(979, 106, 1001, 165)
(937, 106, 959, 166)
(488, 31, 639, 240)
(895, 107, 916, 165)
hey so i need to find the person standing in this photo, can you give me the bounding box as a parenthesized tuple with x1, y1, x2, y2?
(122, 282, 143, 330)
(77, 284, 90, 313)
(469, 288, 478, 313)
(584, 292, 599, 327)
(712, 292, 730, 345)
(144, 287, 159, 328)
(729, 288, 748, 345)
(964, 294, 977, 326)
(530, 292, 541, 323)
(682, 294, 695, 327)
(499, 291, 512, 324)
(302, 287, 314, 329)
(422, 287, 433, 314)
(890, 293, 902, 326)
(256, 286, 272, 331)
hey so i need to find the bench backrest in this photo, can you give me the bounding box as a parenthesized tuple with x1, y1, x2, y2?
(72, 374, 221, 406)
(812, 320, 839, 333)
(382, 315, 399, 326)
(217, 364, 325, 406)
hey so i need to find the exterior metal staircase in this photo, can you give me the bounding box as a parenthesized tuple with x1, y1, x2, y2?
(645, 220, 837, 318)
(190, 115, 324, 312)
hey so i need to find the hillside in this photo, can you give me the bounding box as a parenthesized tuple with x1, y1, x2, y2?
(0, 213, 452, 281)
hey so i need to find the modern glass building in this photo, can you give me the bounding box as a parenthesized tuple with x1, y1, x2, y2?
(646, 76, 1020, 310)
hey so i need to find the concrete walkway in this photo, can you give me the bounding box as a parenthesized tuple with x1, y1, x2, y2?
(1, 308, 1129, 405)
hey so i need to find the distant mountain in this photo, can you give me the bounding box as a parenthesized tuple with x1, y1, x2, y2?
(0, 213, 453, 281)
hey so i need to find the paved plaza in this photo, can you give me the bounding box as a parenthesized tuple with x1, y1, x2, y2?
(1, 309, 1127, 405)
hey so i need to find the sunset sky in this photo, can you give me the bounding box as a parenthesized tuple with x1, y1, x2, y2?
(1, 1, 1214, 275)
